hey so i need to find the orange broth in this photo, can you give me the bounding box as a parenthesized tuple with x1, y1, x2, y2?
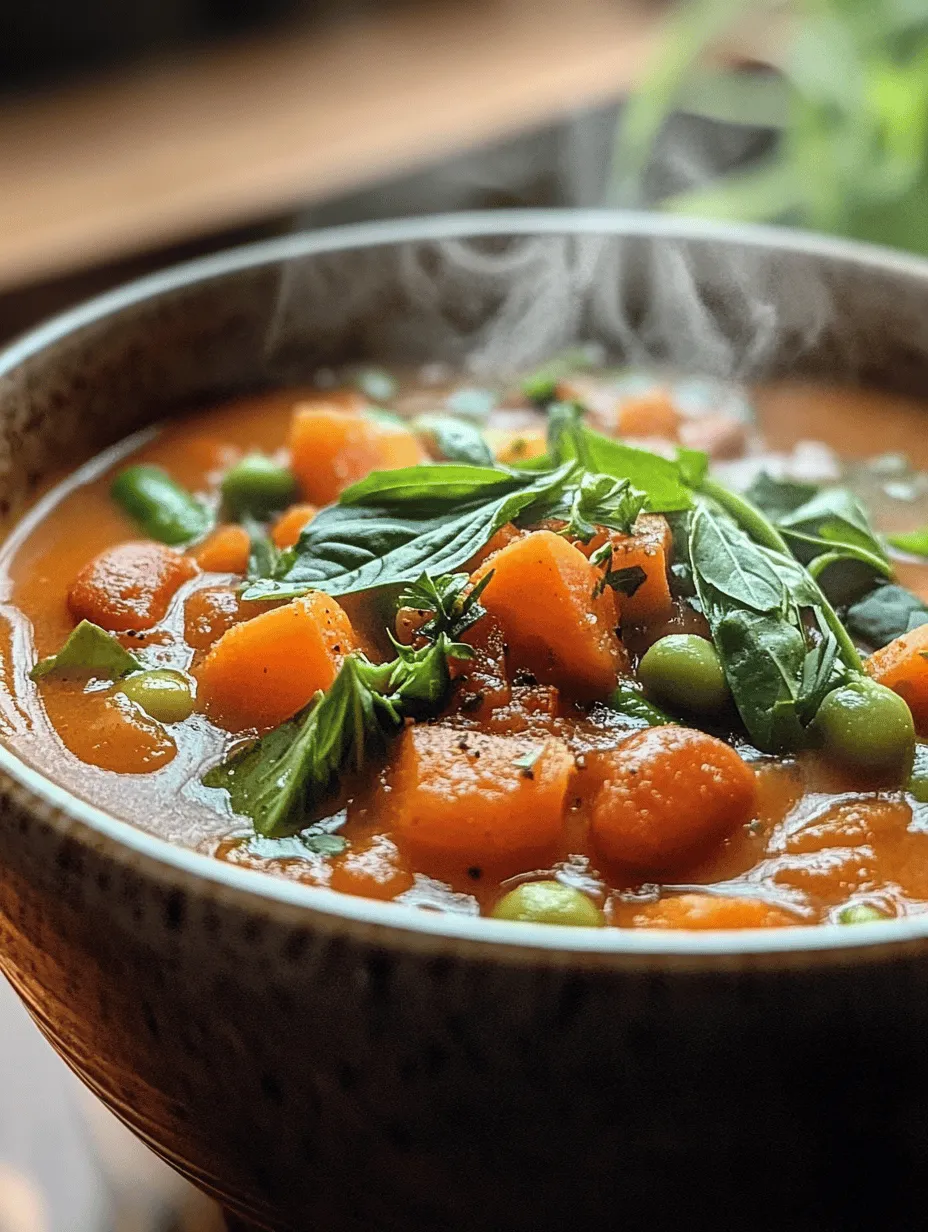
(3, 370, 928, 928)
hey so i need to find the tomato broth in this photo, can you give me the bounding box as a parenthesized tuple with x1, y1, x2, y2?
(4, 364, 928, 930)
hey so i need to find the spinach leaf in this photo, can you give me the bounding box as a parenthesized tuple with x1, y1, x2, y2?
(243, 464, 575, 601)
(744, 472, 820, 521)
(708, 604, 808, 752)
(778, 488, 891, 576)
(204, 636, 462, 837)
(413, 415, 494, 467)
(689, 505, 785, 613)
(31, 621, 142, 681)
(845, 583, 928, 649)
(888, 525, 928, 556)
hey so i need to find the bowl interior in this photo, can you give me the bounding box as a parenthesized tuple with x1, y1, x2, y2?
(3, 209, 928, 959)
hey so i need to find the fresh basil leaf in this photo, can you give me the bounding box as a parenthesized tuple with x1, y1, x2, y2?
(845, 583, 928, 649)
(690, 505, 785, 614)
(888, 525, 928, 556)
(778, 488, 889, 568)
(797, 624, 844, 722)
(339, 464, 515, 508)
(204, 637, 461, 837)
(244, 464, 575, 601)
(240, 514, 285, 582)
(744, 472, 820, 521)
(676, 446, 709, 488)
(605, 681, 674, 728)
(413, 415, 494, 467)
(548, 405, 695, 513)
(31, 621, 142, 681)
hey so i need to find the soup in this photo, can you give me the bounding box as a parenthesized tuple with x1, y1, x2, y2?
(4, 360, 928, 930)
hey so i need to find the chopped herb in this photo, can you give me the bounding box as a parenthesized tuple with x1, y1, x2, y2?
(512, 747, 542, 778)
(593, 564, 647, 601)
(397, 571, 492, 642)
(31, 621, 142, 681)
(605, 681, 674, 728)
(203, 635, 466, 837)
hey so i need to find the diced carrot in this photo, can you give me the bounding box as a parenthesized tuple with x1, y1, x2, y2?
(386, 725, 572, 867)
(183, 584, 280, 653)
(195, 591, 358, 731)
(289, 404, 425, 506)
(465, 522, 523, 571)
(328, 834, 415, 900)
(69, 541, 199, 632)
(866, 623, 928, 727)
(40, 681, 176, 774)
(472, 529, 626, 698)
(628, 893, 797, 930)
(447, 614, 511, 718)
(615, 390, 680, 440)
(484, 427, 548, 465)
(582, 513, 674, 625)
(271, 503, 317, 549)
(191, 524, 251, 574)
(585, 727, 756, 871)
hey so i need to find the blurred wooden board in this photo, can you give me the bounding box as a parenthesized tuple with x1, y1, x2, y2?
(0, 0, 668, 292)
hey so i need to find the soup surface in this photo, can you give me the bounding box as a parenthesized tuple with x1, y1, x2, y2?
(5, 359, 928, 930)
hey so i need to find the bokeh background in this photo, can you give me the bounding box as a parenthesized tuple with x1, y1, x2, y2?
(0, 0, 923, 1227)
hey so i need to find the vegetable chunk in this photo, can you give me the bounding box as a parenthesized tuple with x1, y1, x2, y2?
(271, 503, 317, 549)
(289, 404, 425, 506)
(587, 727, 756, 870)
(69, 541, 199, 631)
(196, 591, 358, 731)
(192, 524, 251, 574)
(866, 623, 928, 728)
(630, 894, 797, 930)
(473, 529, 625, 698)
(584, 514, 673, 624)
(387, 726, 572, 866)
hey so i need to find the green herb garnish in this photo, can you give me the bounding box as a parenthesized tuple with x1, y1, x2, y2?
(31, 621, 142, 682)
(203, 635, 467, 837)
(888, 526, 928, 557)
(111, 464, 212, 546)
(397, 571, 493, 642)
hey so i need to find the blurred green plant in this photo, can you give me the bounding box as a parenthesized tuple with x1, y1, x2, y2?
(609, 0, 928, 253)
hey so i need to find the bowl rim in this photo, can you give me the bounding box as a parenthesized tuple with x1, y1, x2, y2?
(5, 206, 928, 961)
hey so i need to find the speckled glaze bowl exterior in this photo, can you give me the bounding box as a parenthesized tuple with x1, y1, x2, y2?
(3, 214, 928, 1231)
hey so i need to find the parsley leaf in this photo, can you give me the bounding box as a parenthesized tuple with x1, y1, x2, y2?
(30, 621, 142, 681)
(397, 571, 492, 642)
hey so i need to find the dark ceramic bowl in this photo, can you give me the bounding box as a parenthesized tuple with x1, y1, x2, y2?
(2, 213, 928, 1232)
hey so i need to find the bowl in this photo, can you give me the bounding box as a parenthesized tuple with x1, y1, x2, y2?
(2, 212, 928, 1232)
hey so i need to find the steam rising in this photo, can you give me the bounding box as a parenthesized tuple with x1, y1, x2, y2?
(263, 225, 926, 390)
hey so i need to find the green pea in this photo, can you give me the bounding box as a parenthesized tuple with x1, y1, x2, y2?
(221, 453, 296, 519)
(637, 634, 730, 715)
(111, 465, 211, 546)
(814, 678, 915, 776)
(491, 881, 605, 927)
(118, 669, 195, 724)
(907, 743, 928, 803)
(836, 902, 892, 925)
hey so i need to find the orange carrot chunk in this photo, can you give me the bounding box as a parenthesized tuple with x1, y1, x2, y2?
(472, 529, 625, 698)
(387, 726, 572, 867)
(195, 591, 358, 731)
(583, 513, 674, 625)
(616, 390, 680, 440)
(69, 541, 199, 632)
(866, 623, 928, 728)
(587, 727, 756, 871)
(271, 503, 317, 549)
(629, 893, 797, 930)
(289, 403, 425, 506)
(191, 524, 251, 575)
